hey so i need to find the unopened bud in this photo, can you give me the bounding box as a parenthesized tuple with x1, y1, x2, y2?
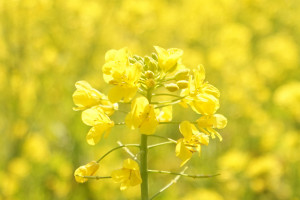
(174, 69, 190, 81)
(144, 56, 151, 65)
(165, 83, 179, 92)
(145, 70, 155, 79)
(145, 79, 156, 88)
(176, 80, 189, 89)
(133, 55, 143, 62)
(129, 57, 136, 64)
(152, 53, 158, 61)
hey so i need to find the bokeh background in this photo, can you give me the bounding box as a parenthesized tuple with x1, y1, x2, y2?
(1, 0, 300, 199)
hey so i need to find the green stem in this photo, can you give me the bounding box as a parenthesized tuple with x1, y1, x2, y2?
(140, 134, 149, 200)
(152, 93, 181, 98)
(117, 141, 139, 163)
(158, 121, 197, 125)
(150, 167, 188, 200)
(148, 141, 176, 149)
(140, 88, 153, 200)
(147, 135, 177, 143)
(148, 169, 220, 178)
(76, 175, 112, 180)
(96, 144, 140, 163)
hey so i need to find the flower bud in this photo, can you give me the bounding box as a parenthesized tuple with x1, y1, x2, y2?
(145, 79, 156, 88)
(74, 161, 99, 183)
(128, 57, 136, 64)
(152, 53, 158, 61)
(174, 69, 190, 81)
(165, 83, 179, 92)
(176, 80, 189, 89)
(145, 70, 155, 79)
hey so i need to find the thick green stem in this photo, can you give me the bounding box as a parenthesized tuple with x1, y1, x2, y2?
(140, 88, 152, 200)
(140, 134, 149, 200)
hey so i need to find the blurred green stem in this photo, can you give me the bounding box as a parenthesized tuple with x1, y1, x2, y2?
(96, 144, 140, 163)
(150, 167, 188, 200)
(140, 88, 153, 200)
(148, 169, 220, 178)
(140, 134, 149, 200)
(148, 141, 176, 149)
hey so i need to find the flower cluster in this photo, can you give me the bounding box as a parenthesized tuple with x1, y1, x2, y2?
(73, 46, 226, 192)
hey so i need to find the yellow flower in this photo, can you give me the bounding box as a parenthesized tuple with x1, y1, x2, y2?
(154, 46, 183, 72)
(102, 47, 142, 103)
(125, 97, 158, 135)
(72, 81, 117, 115)
(157, 106, 172, 122)
(197, 114, 227, 141)
(81, 106, 114, 145)
(111, 158, 142, 190)
(181, 65, 220, 115)
(176, 121, 209, 166)
(74, 161, 99, 183)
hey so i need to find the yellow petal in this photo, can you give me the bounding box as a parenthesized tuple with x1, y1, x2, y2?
(108, 86, 125, 103)
(81, 106, 111, 126)
(139, 105, 159, 135)
(108, 86, 138, 103)
(179, 121, 199, 140)
(74, 161, 99, 183)
(111, 169, 130, 183)
(193, 65, 205, 88)
(197, 114, 227, 129)
(125, 97, 149, 130)
(157, 106, 173, 122)
(123, 158, 140, 170)
(154, 46, 183, 72)
(72, 81, 104, 111)
(175, 139, 193, 167)
(129, 170, 142, 186)
(190, 93, 220, 115)
(86, 125, 112, 145)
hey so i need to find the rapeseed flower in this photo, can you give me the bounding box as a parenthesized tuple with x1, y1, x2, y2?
(125, 97, 158, 135)
(154, 46, 183, 72)
(111, 158, 142, 190)
(73, 80, 117, 115)
(197, 114, 227, 141)
(74, 161, 99, 183)
(181, 65, 220, 115)
(176, 121, 209, 166)
(102, 47, 142, 103)
(81, 106, 114, 145)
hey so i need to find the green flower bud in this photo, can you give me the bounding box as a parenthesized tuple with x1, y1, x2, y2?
(174, 69, 190, 81)
(176, 80, 189, 89)
(129, 57, 136, 64)
(145, 79, 156, 88)
(165, 83, 179, 92)
(145, 70, 155, 79)
(151, 53, 158, 61)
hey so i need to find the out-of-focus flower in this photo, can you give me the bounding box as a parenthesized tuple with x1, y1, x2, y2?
(181, 65, 220, 115)
(102, 47, 142, 103)
(81, 106, 114, 145)
(176, 121, 209, 166)
(73, 81, 117, 115)
(74, 161, 99, 183)
(197, 114, 227, 141)
(274, 81, 300, 121)
(125, 97, 158, 135)
(154, 46, 183, 72)
(111, 158, 142, 190)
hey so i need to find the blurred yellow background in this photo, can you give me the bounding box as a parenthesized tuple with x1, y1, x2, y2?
(1, 0, 300, 199)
